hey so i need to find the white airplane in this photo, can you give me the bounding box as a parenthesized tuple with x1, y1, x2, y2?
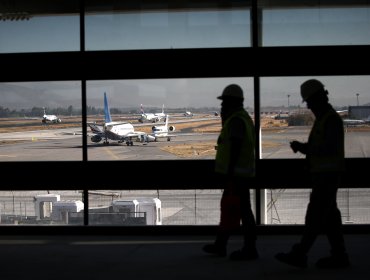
(183, 110, 193, 117)
(88, 93, 148, 146)
(138, 104, 166, 123)
(336, 109, 349, 115)
(42, 107, 61, 124)
(343, 116, 370, 127)
(147, 114, 176, 142)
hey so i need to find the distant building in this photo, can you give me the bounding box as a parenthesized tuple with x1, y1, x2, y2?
(348, 106, 370, 120)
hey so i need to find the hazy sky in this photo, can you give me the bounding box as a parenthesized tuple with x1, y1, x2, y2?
(1, 76, 369, 111)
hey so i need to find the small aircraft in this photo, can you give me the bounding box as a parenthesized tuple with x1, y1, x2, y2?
(147, 114, 176, 142)
(42, 108, 61, 124)
(138, 104, 166, 123)
(183, 110, 193, 117)
(88, 93, 148, 146)
(343, 116, 370, 127)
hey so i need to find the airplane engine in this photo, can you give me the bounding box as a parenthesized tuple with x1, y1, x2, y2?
(91, 135, 102, 143)
(139, 134, 155, 142)
(145, 135, 156, 142)
(169, 125, 175, 132)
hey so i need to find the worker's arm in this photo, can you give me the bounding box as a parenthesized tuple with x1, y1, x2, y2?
(290, 140, 308, 155)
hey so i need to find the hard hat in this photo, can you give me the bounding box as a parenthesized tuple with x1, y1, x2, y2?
(300, 79, 325, 102)
(217, 84, 244, 100)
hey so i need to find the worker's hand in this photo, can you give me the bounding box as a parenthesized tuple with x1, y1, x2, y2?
(290, 140, 302, 153)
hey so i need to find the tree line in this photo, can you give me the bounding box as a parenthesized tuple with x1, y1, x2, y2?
(0, 106, 112, 118)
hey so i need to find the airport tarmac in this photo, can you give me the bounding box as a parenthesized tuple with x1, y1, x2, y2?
(0, 125, 369, 160)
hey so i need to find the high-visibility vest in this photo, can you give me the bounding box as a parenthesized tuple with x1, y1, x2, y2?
(215, 109, 255, 177)
(307, 107, 345, 173)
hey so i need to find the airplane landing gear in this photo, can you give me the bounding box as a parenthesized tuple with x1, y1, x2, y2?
(126, 140, 133, 146)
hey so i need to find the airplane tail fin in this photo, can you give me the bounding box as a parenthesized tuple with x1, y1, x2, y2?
(165, 114, 169, 128)
(140, 104, 145, 115)
(104, 92, 112, 123)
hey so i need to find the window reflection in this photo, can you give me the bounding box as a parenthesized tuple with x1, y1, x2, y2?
(85, 8, 251, 50)
(262, 6, 370, 46)
(0, 15, 79, 53)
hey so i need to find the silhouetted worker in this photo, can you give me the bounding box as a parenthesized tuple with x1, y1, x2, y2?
(203, 84, 258, 261)
(275, 79, 350, 269)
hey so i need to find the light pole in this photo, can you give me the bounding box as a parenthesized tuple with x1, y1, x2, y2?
(287, 94, 290, 113)
(356, 93, 360, 106)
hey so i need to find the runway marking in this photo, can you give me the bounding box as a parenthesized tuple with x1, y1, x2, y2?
(103, 147, 120, 160)
(0, 154, 16, 158)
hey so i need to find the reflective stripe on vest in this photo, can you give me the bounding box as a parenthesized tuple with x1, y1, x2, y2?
(308, 108, 345, 173)
(215, 110, 255, 177)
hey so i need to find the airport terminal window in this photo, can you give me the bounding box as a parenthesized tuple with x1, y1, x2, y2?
(2, 187, 369, 226)
(261, 2, 370, 46)
(85, 1, 251, 50)
(86, 78, 253, 161)
(0, 81, 82, 161)
(260, 76, 370, 159)
(0, 1, 80, 53)
(1, 1, 369, 230)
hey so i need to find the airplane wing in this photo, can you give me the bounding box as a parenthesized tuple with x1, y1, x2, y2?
(88, 122, 104, 134)
(105, 129, 149, 145)
(149, 133, 177, 142)
(88, 122, 107, 143)
(125, 131, 147, 138)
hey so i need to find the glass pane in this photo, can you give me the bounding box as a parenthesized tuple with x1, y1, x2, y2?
(0, 190, 83, 225)
(85, 2, 251, 50)
(86, 78, 253, 160)
(262, 5, 370, 46)
(0, 81, 82, 161)
(88, 189, 257, 226)
(263, 188, 370, 225)
(0, 1, 80, 53)
(260, 76, 370, 159)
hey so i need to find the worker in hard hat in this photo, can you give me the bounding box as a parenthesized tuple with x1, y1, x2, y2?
(202, 84, 258, 261)
(275, 79, 350, 269)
